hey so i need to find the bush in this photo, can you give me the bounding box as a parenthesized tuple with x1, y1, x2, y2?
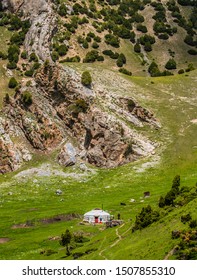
(134, 43, 141, 53)
(83, 51, 99, 63)
(178, 69, 184, 74)
(165, 58, 177, 69)
(105, 34, 120, 48)
(129, 31, 136, 43)
(148, 62, 160, 76)
(132, 205, 160, 232)
(97, 55, 104, 61)
(4, 93, 10, 104)
(172, 175, 180, 194)
(7, 62, 17, 69)
(102, 50, 119, 59)
(185, 63, 195, 72)
(21, 51, 27, 59)
(119, 68, 132, 76)
(81, 71, 92, 87)
(158, 33, 169, 40)
(158, 196, 165, 208)
(189, 220, 197, 229)
(58, 4, 67, 16)
(110, 52, 119, 59)
(82, 40, 89, 49)
(60, 229, 72, 256)
(119, 53, 126, 64)
(51, 51, 59, 62)
(73, 99, 89, 114)
(29, 52, 38, 62)
(21, 91, 33, 106)
(92, 42, 99, 49)
(144, 41, 152, 52)
(171, 230, 181, 239)
(164, 189, 176, 206)
(57, 44, 68, 56)
(116, 53, 126, 67)
(184, 35, 196, 46)
(116, 57, 123, 67)
(62, 56, 81, 63)
(32, 62, 41, 70)
(137, 24, 147, 33)
(25, 68, 34, 77)
(7, 44, 20, 64)
(188, 49, 197, 55)
(139, 34, 155, 45)
(181, 214, 192, 224)
(8, 77, 18, 88)
(86, 36, 91, 43)
(124, 143, 133, 157)
(102, 49, 113, 56)
(127, 99, 135, 112)
(94, 36, 101, 43)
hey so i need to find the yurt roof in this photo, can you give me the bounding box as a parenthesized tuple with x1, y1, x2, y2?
(84, 209, 110, 216)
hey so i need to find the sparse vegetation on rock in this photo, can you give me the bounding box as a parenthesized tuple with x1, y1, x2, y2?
(81, 71, 92, 87)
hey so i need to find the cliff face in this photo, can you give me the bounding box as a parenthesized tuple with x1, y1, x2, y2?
(0, 0, 160, 173)
(3, 64, 158, 170)
(2, 0, 56, 61)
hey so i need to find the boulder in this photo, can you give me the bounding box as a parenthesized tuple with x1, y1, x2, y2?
(56, 189, 62, 195)
(58, 143, 77, 167)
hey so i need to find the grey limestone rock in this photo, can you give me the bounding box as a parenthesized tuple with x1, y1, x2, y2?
(58, 143, 77, 167)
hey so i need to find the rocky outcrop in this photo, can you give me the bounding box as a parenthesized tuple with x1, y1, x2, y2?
(98, 92, 160, 129)
(0, 117, 31, 174)
(3, 0, 56, 61)
(58, 143, 77, 167)
(3, 63, 158, 169)
(23, 0, 56, 61)
(4, 86, 63, 151)
(2, 0, 24, 11)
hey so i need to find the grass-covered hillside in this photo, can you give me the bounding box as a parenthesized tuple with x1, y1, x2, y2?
(51, 0, 197, 76)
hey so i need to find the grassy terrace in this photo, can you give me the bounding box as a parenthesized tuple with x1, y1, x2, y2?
(0, 65, 196, 259)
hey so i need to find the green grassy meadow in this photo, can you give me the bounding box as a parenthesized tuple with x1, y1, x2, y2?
(0, 65, 196, 259)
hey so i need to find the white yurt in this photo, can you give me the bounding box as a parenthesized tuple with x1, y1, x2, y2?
(83, 208, 110, 224)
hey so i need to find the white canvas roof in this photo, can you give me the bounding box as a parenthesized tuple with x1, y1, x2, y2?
(84, 209, 110, 217)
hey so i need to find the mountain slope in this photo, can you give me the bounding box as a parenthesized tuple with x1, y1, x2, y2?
(0, 0, 162, 173)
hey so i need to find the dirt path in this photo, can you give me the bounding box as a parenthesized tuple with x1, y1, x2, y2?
(110, 223, 126, 248)
(98, 223, 132, 259)
(98, 237, 108, 260)
(0, 238, 10, 244)
(164, 246, 176, 260)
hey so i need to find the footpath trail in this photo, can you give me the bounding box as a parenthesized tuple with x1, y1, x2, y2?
(164, 246, 176, 260)
(99, 223, 132, 260)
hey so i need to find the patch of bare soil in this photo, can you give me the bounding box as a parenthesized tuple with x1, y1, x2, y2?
(11, 213, 82, 229)
(190, 119, 197, 124)
(11, 223, 33, 229)
(0, 238, 10, 244)
(41, 213, 82, 225)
